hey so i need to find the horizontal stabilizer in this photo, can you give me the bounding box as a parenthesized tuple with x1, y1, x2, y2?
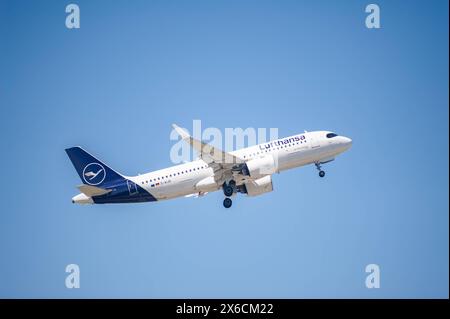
(77, 184, 112, 197)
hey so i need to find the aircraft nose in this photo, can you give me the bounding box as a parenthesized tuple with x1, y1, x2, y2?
(342, 136, 352, 149)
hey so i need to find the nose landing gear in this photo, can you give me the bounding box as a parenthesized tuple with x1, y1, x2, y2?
(315, 162, 326, 178)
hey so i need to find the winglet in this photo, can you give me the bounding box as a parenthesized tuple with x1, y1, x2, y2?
(172, 124, 191, 140)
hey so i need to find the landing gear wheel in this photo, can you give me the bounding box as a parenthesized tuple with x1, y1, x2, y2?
(315, 162, 325, 178)
(223, 185, 233, 197)
(223, 197, 232, 208)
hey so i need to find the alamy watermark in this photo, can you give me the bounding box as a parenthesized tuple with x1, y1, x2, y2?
(365, 4, 381, 29)
(169, 120, 279, 165)
(65, 4, 380, 30)
(65, 4, 80, 29)
(365, 263, 380, 288)
(65, 264, 80, 289)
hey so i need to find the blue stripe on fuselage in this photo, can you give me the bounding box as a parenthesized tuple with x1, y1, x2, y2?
(91, 180, 157, 204)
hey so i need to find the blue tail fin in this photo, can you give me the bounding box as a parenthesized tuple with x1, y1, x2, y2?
(65, 147, 125, 187)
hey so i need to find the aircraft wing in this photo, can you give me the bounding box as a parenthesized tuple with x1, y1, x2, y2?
(172, 124, 242, 166)
(172, 124, 244, 183)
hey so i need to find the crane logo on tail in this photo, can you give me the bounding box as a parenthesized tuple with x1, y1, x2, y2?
(82, 163, 106, 185)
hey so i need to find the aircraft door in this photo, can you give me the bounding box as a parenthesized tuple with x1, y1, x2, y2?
(310, 135, 320, 149)
(127, 180, 138, 196)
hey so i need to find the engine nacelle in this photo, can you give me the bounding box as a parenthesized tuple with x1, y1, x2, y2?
(244, 175, 273, 197)
(243, 155, 277, 179)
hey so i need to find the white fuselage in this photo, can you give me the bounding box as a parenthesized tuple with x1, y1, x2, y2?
(127, 131, 352, 201)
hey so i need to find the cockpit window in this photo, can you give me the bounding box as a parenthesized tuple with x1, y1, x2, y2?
(326, 133, 338, 138)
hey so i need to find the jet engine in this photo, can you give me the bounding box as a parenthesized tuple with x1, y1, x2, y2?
(241, 175, 273, 197)
(241, 155, 277, 179)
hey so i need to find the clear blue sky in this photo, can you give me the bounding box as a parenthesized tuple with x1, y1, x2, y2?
(0, 0, 448, 298)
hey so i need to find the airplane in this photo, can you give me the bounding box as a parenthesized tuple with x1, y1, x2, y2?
(66, 125, 352, 208)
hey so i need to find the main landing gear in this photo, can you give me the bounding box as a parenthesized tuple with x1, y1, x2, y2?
(223, 197, 232, 208)
(222, 180, 236, 208)
(315, 162, 326, 178)
(223, 184, 234, 197)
